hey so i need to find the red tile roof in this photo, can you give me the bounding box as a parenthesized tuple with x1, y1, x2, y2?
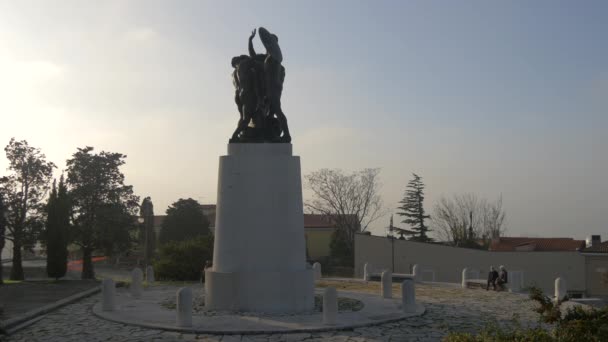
(489, 237, 585, 252)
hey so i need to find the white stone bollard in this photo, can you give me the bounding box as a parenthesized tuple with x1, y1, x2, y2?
(313, 262, 322, 281)
(146, 265, 155, 283)
(176, 287, 193, 327)
(461, 268, 469, 289)
(402, 278, 416, 313)
(412, 264, 421, 283)
(555, 277, 567, 302)
(131, 268, 143, 298)
(101, 278, 115, 311)
(363, 262, 372, 280)
(381, 271, 392, 298)
(323, 287, 338, 325)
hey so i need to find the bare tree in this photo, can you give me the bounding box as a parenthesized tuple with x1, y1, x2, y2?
(432, 193, 506, 247)
(304, 168, 385, 249)
(480, 195, 506, 240)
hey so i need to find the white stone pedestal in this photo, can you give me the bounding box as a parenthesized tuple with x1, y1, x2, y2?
(205, 144, 314, 313)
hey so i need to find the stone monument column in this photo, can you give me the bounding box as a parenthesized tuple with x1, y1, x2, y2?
(205, 143, 314, 312)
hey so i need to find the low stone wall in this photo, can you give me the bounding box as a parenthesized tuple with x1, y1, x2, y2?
(355, 234, 588, 295)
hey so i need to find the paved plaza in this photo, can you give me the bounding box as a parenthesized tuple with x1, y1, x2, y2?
(4, 281, 542, 341)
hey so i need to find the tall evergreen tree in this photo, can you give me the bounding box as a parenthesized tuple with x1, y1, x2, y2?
(159, 198, 209, 245)
(0, 138, 55, 280)
(66, 147, 139, 279)
(46, 176, 70, 279)
(140, 197, 156, 267)
(397, 173, 432, 242)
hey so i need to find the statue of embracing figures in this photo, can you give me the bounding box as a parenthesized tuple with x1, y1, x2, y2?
(230, 27, 291, 143)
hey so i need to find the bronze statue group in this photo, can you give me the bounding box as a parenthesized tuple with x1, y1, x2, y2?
(230, 27, 291, 143)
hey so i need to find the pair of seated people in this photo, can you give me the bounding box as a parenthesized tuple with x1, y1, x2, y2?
(486, 265, 508, 291)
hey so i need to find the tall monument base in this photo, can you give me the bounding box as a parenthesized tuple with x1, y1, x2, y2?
(205, 144, 314, 312)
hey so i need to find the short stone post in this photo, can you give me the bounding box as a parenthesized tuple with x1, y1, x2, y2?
(323, 287, 338, 325)
(146, 265, 155, 283)
(176, 287, 193, 327)
(412, 264, 421, 283)
(402, 278, 416, 313)
(313, 262, 322, 281)
(461, 268, 469, 289)
(131, 268, 143, 298)
(555, 277, 567, 302)
(102, 278, 115, 312)
(363, 262, 372, 280)
(381, 271, 392, 298)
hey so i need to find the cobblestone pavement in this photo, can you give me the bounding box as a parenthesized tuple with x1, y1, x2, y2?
(4, 283, 542, 342)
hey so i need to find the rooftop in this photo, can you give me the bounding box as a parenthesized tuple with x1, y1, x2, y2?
(489, 237, 585, 252)
(581, 241, 608, 254)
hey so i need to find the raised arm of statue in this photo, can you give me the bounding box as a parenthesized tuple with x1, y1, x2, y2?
(259, 27, 282, 63)
(248, 29, 257, 57)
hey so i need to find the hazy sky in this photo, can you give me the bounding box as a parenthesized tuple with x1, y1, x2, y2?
(1, 1, 606, 239)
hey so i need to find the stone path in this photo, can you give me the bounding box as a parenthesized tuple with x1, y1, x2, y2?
(3, 283, 543, 341)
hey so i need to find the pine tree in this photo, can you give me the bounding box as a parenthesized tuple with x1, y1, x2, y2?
(397, 173, 432, 242)
(46, 176, 70, 279)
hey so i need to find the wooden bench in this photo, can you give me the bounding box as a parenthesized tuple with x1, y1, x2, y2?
(467, 279, 511, 291)
(368, 272, 414, 282)
(466, 279, 491, 289)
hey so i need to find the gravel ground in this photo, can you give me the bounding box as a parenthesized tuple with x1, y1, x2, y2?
(2, 280, 545, 341)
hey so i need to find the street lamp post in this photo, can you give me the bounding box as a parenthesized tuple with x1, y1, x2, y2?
(388, 215, 395, 273)
(390, 235, 395, 272)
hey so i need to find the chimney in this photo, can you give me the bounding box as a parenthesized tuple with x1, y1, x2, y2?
(586, 235, 601, 248)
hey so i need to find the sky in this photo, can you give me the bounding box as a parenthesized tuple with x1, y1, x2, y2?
(0, 1, 607, 239)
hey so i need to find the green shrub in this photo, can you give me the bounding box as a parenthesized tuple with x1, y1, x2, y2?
(444, 286, 608, 342)
(555, 305, 608, 341)
(153, 236, 213, 281)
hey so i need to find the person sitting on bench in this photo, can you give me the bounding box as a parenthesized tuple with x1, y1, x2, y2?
(487, 266, 499, 291)
(497, 265, 508, 291)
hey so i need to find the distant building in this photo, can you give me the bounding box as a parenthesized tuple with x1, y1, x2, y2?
(580, 235, 608, 296)
(1, 239, 12, 261)
(303, 214, 338, 261)
(489, 237, 585, 252)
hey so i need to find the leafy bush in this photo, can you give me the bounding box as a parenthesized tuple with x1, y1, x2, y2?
(444, 286, 608, 342)
(153, 236, 213, 281)
(555, 305, 608, 341)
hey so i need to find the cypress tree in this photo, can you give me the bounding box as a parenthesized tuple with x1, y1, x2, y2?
(397, 173, 432, 242)
(140, 197, 156, 267)
(46, 176, 69, 279)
